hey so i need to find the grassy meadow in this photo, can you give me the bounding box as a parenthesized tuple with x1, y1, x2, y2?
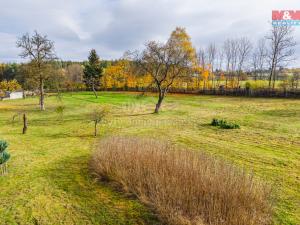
(0, 92, 299, 224)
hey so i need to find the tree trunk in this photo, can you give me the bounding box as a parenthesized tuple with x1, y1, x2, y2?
(269, 59, 276, 89)
(154, 93, 164, 113)
(94, 121, 98, 137)
(40, 77, 45, 111)
(268, 67, 273, 89)
(272, 70, 276, 89)
(92, 82, 98, 99)
(23, 114, 27, 134)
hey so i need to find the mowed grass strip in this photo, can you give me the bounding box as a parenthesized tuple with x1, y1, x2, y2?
(0, 92, 299, 224)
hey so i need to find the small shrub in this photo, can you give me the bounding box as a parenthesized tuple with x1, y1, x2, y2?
(211, 118, 220, 126)
(242, 80, 269, 89)
(0, 140, 8, 152)
(56, 92, 63, 102)
(0, 140, 10, 175)
(219, 120, 240, 129)
(245, 81, 251, 89)
(136, 92, 146, 99)
(0, 90, 5, 98)
(55, 105, 65, 120)
(89, 107, 109, 137)
(211, 118, 240, 129)
(91, 137, 272, 225)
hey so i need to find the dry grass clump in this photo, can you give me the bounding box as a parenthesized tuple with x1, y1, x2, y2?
(90, 137, 272, 225)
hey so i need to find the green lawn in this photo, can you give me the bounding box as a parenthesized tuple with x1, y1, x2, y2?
(0, 92, 299, 224)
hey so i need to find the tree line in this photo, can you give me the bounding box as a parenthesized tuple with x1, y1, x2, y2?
(0, 24, 299, 112)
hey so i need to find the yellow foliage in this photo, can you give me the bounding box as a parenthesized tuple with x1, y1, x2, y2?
(0, 79, 22, 91)
(169, 27, 197, 67)
(102, 60, 153, 89)
(100, 62, 214, 90)
(99, 28, 214, 91)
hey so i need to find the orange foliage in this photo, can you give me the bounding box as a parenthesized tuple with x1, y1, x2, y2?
(101, 61, 212, 90)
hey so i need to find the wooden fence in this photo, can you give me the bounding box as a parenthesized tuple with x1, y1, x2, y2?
(100, 87, 300, 98)
(46, 87, 300, 98)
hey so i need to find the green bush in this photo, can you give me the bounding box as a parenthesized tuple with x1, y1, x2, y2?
(211, 118, 240, 129)
(55, 105, 66, 120)
(136, 92, 146, 99)
(0, 140, 8, 152)
(0, 151, 10, 164)
(0, 140, 10, 165)
(211, 118, 220, 126)
(245, 81, 251, 89)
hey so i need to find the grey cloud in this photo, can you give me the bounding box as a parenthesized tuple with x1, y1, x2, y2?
(0, 0, 299, 67)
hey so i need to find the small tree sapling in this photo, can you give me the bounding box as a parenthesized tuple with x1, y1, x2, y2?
(89, 107, 108, 137)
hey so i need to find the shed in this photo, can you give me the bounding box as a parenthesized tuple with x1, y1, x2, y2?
(1, 91, 23, 100)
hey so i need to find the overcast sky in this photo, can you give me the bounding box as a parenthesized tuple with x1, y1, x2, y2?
(0, 0, 299, 67)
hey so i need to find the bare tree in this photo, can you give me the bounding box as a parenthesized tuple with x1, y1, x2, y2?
(252, 38, 267, 80)
(215, 48, 224, 87)
(216, 47, 224, 71)
(223, 38, 250, 87)
(265, 25, 296, 88)
(291, 70, 300, 89)
(229, 39, 239, 74)
(66, 64, 83, 84)
(257, 39, 267, 80)
(197, 48, 206, 89)
(223, 39, 231, 72)
(65, 64, 84, 92)
(207, 43, 217, 87)
(223, 39, 233, 87)
(251, 51, 259, 81)
(236, 37, 252, 86)
(17, 31, 56, 110)
(134, 28, 196, 113)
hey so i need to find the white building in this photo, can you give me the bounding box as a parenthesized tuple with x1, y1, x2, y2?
(1, 91, 23, 100)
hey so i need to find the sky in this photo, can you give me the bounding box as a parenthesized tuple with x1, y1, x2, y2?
(0, 0, 299, 67)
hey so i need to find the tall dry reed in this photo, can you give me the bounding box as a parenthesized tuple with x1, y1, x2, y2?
(90, 137, 272, 225)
